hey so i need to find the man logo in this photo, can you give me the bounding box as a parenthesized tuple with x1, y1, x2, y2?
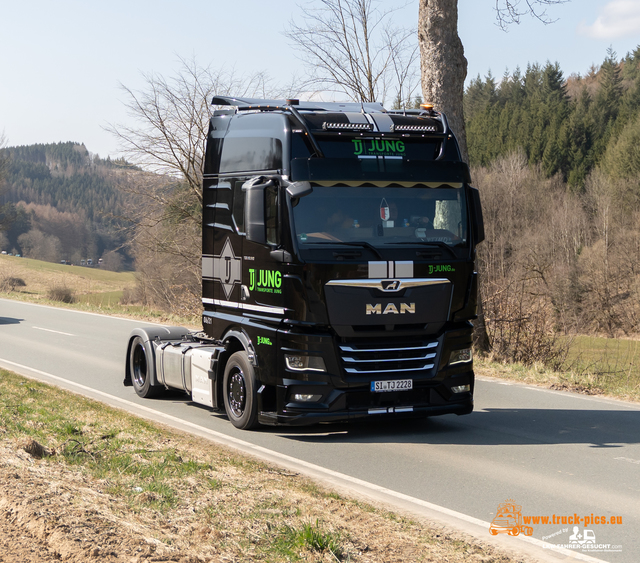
(381, 280, 401, 291)
(366, 303, 416, 315)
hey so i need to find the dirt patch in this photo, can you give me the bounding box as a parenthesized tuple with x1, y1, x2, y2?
(0, 444, 200, 563)
(0, 438, 531, 563)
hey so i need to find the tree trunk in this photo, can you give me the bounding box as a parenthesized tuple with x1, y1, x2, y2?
(419, 0, 491, 353)
(418, 0, 468, 163)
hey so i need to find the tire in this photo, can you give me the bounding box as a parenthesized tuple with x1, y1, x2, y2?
(129, 336, 160, 398)
(223, 351, 259, 430)
(489, 528, 498, 536)
(510, 527, 520, 536)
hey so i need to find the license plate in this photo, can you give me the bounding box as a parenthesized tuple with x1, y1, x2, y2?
(371, 379, 413, 392)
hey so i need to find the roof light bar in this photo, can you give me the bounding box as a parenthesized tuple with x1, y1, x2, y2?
(391, 124, 438, 132)
(322, 122, 373, 131)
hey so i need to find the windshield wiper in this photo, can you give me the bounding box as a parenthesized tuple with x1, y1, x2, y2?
(384, 240, 458, 258)
(304, 241, 383, 260)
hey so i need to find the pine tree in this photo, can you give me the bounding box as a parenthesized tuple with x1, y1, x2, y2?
(595, 48, 623, 128)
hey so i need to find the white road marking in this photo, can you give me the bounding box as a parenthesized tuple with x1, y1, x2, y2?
(0, 296, 168, 325)
(0, 357, 611, 563)
(33, 326, 75, 336)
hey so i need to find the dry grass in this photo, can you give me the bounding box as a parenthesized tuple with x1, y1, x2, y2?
(476, 353, 640, 403)
(0, 369, 527, 563)
(0, 254, 135, 297)
(0, 254, 199, 328)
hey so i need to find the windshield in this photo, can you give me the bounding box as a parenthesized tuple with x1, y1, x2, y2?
(291, 184, 468, 250)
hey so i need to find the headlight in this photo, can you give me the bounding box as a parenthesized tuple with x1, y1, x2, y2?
(285, 355, 327, 372)
(292, 393, 323, 402)
(449, 348, 472, 366)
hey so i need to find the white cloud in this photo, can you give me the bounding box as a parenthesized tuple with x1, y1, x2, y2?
(578, 0, 640, 39)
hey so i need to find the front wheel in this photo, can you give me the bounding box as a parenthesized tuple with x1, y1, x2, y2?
(223, 351, 259, 430)
(129, 336, 160, 398)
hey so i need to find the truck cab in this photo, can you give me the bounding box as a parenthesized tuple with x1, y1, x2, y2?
(125, 96, 484, 430)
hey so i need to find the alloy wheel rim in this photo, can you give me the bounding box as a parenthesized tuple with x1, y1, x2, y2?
(228, 369, 246, 417)
(132, 344, 147, 388)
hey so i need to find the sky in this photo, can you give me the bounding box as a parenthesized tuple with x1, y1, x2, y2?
(1, 0, 640, 159)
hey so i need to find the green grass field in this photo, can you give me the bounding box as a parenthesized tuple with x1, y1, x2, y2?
(477, 334, 640, 402)
(0, 368, 515, 563)
(0, 254, 135, 292)
(1, 254, 137, 282)
(0, 254, 198, 326)
(77, 289, 125, 306)
(1, 254, 133, 310)
(562, 335, 640, 395)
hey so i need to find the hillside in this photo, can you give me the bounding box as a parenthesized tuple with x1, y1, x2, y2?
(463, 46, 640, 357)
(465, 46, 640, 187)
(0, 142, 135, 268)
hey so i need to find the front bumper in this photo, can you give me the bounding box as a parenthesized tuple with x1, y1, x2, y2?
(267, 323, 475, 426)
(258, 387, 473, 426)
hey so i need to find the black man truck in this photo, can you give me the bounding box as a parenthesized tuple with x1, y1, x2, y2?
(124, 96, 484, 430)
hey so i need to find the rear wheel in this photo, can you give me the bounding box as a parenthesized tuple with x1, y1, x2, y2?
(129, 336, 160, 398)
(223, 351, 259, 430)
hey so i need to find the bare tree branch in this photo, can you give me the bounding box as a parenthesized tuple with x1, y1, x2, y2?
(106, 59, 285, 316)
(107, 59, 280, 199)
(494, 0, 570, 30)
(285, 0, 418, 104)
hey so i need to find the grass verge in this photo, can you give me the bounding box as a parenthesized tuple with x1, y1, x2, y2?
(476, 335, 640, 403)
(0, 368, 523, 562)
(0, 254, 198, 327)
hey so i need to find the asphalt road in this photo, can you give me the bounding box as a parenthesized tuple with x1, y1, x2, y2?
(1, 297, 639, 563)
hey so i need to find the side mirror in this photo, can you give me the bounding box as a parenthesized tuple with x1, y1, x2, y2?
(242, 177, 274, 245)
(286, 181, 313, 199)
(469, 187, 484, 244)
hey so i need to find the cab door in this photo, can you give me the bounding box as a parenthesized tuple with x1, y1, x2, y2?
(242, 179, 286, 318)
(207, 178, 245, 331)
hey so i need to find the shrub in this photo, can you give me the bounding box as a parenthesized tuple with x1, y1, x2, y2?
(0, 276, 26, 292)
(120, 285, 145, 305)
(47, 286, 75, 303)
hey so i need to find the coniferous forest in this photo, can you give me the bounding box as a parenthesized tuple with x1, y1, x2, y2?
(0, 142, 133, 269)
(467, 47, 640, 360)
(466, 47, 640, 186)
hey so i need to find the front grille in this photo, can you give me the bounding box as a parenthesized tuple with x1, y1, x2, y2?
(338, 339, 438, 377)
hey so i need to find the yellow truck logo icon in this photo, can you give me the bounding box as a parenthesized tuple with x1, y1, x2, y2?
(490, 500, 533, 537)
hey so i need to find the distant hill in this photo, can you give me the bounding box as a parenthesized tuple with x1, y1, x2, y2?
(0, 142, 135, 268)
